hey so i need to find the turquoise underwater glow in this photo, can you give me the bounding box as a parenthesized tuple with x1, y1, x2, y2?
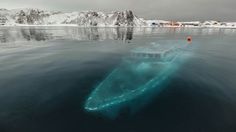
(84, 41, 190, 114)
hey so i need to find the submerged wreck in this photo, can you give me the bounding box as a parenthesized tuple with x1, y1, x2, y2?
(84, 40, 190, 114)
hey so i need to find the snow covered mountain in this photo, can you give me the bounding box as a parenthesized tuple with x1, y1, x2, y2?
(0, 8, 147, 26)
(0, 8, 236, 28)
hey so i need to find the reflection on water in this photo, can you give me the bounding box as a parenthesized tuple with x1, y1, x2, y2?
(0, 27, 134, 44)
(1, 27, 236, 52)
(0, 28, 51, 43)
(1, 27, 236, 44)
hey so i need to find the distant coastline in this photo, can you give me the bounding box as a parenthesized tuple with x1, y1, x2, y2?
(0, 8, 236, 28)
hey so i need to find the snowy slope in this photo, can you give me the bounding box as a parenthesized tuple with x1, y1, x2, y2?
(0, 8, 236, 28)
(0, 8, 147, 27)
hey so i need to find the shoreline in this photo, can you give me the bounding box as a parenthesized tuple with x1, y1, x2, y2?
(0, 25, 236, 29)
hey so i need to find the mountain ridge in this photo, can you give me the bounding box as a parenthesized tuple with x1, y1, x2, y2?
(0, 8, 236, 28)
(0, 8, 147, 26)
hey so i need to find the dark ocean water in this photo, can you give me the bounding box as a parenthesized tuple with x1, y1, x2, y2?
(0, 27, 236, 132)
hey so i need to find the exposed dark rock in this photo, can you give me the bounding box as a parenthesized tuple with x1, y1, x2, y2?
(1, 8, 145, 26)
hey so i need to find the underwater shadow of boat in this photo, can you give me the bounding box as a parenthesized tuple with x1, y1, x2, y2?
(84, 40, 192, 118)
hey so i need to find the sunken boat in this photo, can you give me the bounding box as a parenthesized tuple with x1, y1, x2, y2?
(85, 40, 189, 113)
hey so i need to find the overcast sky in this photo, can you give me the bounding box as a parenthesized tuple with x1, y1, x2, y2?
(1, 0, 236, 21)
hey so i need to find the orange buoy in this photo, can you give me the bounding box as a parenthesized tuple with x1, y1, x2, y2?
(187, 36, 192, 43)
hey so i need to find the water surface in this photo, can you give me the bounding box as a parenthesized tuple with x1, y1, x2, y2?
(0, 27, 236, 132)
